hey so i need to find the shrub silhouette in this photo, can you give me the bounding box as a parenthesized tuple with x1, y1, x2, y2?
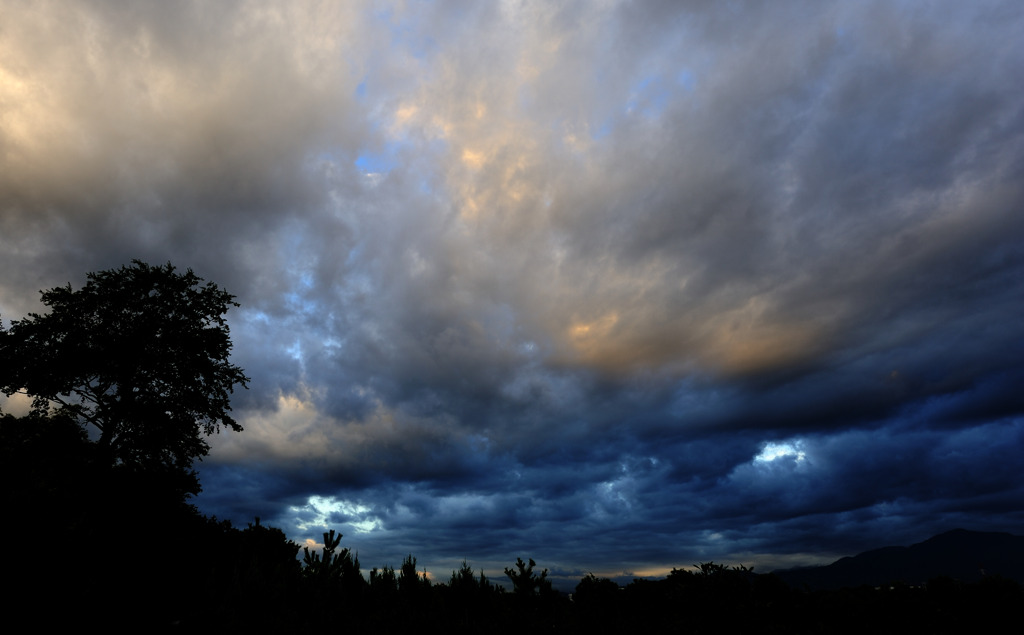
(504, 557, 551, 595)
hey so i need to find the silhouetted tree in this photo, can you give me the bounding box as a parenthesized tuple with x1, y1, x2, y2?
(0, 260, 249, 497)
(504, 557, 567, 631)
(400, 554, 421, 592)
(505, 557, 551, 596)
(573, 574, 622, 631)
(442, 560, 503, 628)
(302, 528, 362, 584)
(450, 560, 484, 594)
(0, 411, 94, 517)
(370, 564, 398, 593)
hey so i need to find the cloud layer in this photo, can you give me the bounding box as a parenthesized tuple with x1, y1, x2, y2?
(3, 0, 1023, 586)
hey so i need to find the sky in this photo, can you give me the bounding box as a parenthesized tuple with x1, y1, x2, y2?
(2, 0, 1023, 588)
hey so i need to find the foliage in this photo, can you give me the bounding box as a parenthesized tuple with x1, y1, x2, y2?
(505, 557, 552, 596)
(450, 560, 480, 592)
(574, 572, 619, 598)
(692, 560, 753, 576)
(237, 517, 302, 578)
(0, 412, 91, 492)
(399, 553, 429, 593)
(0, 260, 249, 494)
(302, 528, 361, 582)
(572, 574, 621, 631)
(370, 564, 398, 593)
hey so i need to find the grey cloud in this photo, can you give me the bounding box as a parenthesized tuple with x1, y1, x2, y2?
(0, 0, 371, 307)
(4, 0, 1024, 585)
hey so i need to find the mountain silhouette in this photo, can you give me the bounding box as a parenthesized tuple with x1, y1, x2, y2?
(774, 529, 1024, 590)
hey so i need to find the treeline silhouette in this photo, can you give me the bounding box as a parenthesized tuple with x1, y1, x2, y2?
(2, 412, 1021, 632)
(2, 262, 1020, 632)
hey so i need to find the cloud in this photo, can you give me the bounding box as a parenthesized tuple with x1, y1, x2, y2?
(3, 0, 1024, 585)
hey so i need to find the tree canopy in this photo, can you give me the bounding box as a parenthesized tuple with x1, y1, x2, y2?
(0, 260, 249, 490)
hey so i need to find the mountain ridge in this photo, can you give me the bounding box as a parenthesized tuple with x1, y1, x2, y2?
(772, 528, 1024, 590)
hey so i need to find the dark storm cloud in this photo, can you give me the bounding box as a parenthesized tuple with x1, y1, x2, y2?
(3, 0, 1023, 584)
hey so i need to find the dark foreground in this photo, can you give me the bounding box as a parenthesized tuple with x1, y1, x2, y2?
(3, 413, 1021, 633)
